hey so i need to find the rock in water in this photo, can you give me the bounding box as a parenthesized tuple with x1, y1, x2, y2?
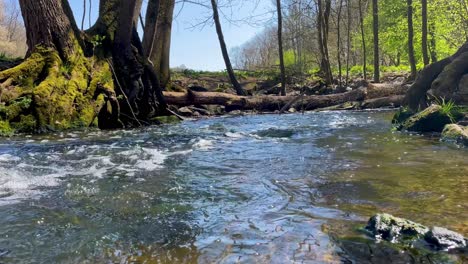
(401, 104, 453, 132)
(425, 227, 467, 250)
(178, 107, 194, 117)
(441, 124, 468, 146)
(366, 213, 428, 243)
(366, 214, 467, 251)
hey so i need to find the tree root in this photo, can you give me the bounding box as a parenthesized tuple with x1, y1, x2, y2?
(0, 47, 118, 134)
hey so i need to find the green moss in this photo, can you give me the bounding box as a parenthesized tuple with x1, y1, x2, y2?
(11, 115, 36, 133)
(401, 105, 453, 133)
(151, 115, 181, 124)
(441, 124, 468, 146)
(392, 107, 414, 126)
(0, 120, 14, 136)
(0, 42, 117, 134)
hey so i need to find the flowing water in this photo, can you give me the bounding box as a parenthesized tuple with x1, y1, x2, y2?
(0, 111, 466, 263)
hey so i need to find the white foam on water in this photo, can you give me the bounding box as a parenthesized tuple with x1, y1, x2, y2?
(224, 132, 244, 138)
(0, 169, 62, 205)
(192, 139, 214, 151)
(134, 148, 167, 170)
(0, 154, 20, 163)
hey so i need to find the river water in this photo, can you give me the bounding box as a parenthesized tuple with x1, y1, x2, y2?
(0, 111, 466, 263)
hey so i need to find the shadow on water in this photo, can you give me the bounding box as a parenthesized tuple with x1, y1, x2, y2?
(0, 110, 466, 263)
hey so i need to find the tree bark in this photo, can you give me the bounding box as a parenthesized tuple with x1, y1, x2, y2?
(210, 0, 246, 96)
(149, 0, 175, 89)
(19, 0, 80, 59)
(337, 0, 344, 86)
(346, 0, 351, 84)
(0, 0, 167, 134)
(142, 0, 160, 58)
(163, 83, 408, 112)
(372, 0, 379, 83)
(421, 0, 430, 66)
(407, 0, 417, 79)
(276, 0, 287, 96)
(359, 0, 367, 80)
(317, 0, 333, 85)
(404, 41, 468, 111)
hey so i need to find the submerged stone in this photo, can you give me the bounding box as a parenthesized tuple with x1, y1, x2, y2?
(441, 124, 468, 146)
(366, 213, 428, 243)
(366, 214, 467, 251)
(425, 227, 467, 250)
(401, 105, 453, 132)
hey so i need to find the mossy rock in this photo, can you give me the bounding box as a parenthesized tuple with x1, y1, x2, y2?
(151, 115, 181, 124)
(401, 105, 453, 133)
(441, 124, 468, 146)
(392, 107, 415, 126)
(366, 213, 429, 243)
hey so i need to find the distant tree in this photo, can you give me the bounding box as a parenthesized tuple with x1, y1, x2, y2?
(317, 0, 333, 85)
(372, 0, 379, 83)
(407, 0, 417, 79)
(421, 0, 429, 66)
(276, 0, 287, 95)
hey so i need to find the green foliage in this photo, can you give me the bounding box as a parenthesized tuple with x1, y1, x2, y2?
(434, 98, 462, 123)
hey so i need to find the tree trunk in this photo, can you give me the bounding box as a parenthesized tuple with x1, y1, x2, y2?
(372, 0, 380, 83)
(19, 0, 81, 59)
(276, 0, 287, 96)
(429, 22, 437, 63)
(346, 0, 351, 85)
(317, 0, 333, 85)
(210, 0, 246, 96)
(0, 0, 167, 135)
(407, 0, 417, 80)
(337, 0, 344, 86)
(142, 0, 160, 58)
(149, 0, 175, 89)
(0, 0, 119, 133)
(404, 41, 468, 111)
(421, 0, 430, 66)
(359, 0, 367, 80)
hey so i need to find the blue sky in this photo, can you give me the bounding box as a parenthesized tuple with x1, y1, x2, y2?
(58, 0, 274, 71)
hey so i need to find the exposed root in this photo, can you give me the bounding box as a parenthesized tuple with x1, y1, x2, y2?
(0, 46, 118, 134)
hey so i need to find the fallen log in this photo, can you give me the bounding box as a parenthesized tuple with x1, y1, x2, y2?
(361, 95, 405, 109)
(163, 88, 367, 112)
(162, 82, 407, 112)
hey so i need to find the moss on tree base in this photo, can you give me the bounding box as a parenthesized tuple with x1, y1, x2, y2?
(0, 46, 117, 135)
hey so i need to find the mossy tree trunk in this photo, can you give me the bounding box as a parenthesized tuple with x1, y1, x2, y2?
(404, 41, 468, 111)
(0, 0, 167, 134)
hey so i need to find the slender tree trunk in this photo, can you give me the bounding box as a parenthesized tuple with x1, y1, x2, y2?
(210, 0, 246, 96)
(407, 0, 417, 79)
(429, 22, 437, 63)
(81, 0, 86, 30)
(346, 0, 351, 85)
(276, 0, 287, 96)
(359, 0, 367, 80)
(337, 0, 343, 86)
(372, 0, 379, 83)
(317, 0, 333, 85)
(421, 0, 429, 66)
